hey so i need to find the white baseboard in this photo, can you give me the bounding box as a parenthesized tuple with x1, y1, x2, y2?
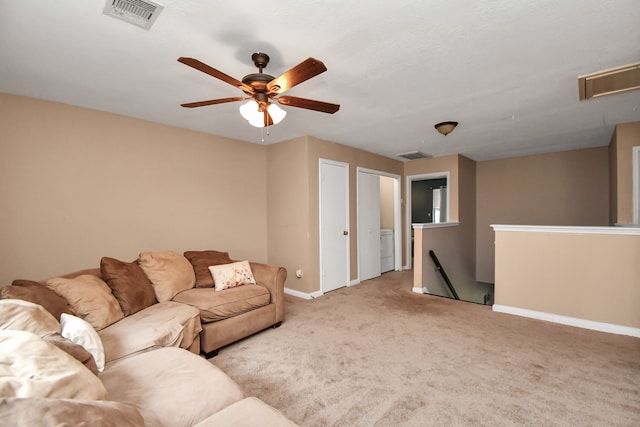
(284, 288, 323, 300)
(412, 287, 429, 294)
(492, 304, 640, 338)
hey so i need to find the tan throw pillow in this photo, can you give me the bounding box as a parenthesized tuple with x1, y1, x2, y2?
(208, 260, 256, 291)
(44, 275, 124, 331)
(184, 250, 233, 288)
(137, 251, 196, 302)
(1, 280, 75, 321)
(0, 330, 107, 400)
(0, 299, 61, 336)
(100, 257, 157, 316)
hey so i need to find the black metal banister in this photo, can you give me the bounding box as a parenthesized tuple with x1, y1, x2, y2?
(428, 250, 460, 300)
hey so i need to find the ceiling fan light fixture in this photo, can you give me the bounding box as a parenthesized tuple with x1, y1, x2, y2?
(267, 103, 287, 124)
(434, 121, 458, 136)
(239, 100, 260, 121)
(240, 100, 287, 127)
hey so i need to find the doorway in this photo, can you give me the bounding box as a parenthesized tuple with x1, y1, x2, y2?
(357, 168, 402, 282)
(405, 172, 450, 269)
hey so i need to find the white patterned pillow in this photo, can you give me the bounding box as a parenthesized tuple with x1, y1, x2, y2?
(208, 260, 256, 291)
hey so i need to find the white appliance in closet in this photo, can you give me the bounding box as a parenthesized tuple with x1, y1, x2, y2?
(380, 229, 394, 273)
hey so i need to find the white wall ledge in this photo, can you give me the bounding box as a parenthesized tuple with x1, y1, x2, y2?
(491, 224, 640, 236)
(413, 221, 460, 229)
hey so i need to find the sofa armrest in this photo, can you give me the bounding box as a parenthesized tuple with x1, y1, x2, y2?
(249, 262, 286, 323)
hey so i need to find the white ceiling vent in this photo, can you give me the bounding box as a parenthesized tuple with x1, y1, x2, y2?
(396, 151, 432, 160)
(103, 0, 164, 30)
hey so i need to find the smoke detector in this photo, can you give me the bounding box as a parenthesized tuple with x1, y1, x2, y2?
(103, 0, 164, 30)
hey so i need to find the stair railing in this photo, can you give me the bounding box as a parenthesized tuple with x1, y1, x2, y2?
(428, 250, 460, 300)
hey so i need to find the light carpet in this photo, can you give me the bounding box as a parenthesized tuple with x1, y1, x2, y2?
(211, 270, 640, 426)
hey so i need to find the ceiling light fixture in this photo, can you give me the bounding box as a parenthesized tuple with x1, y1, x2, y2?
(239, 100, 287, 128)
(434, 121, 458, 136)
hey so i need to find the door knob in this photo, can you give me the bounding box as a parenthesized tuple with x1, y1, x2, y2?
(343, 230, 349, 235)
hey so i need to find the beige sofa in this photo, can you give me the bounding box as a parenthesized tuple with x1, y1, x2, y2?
(0, 250, 294, 426)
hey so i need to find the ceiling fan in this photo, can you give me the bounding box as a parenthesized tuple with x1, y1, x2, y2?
(178, 52, 340, 127)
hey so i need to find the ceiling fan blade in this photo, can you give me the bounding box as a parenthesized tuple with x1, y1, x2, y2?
(267, 58, 327, 95)
(180, 97, 247, 108)
(276, 96, 340, 114)
(178, 57, 254, 93)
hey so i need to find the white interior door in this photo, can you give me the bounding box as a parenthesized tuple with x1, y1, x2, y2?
(319, 159, 349, 293)
(358, 171, 381, 281)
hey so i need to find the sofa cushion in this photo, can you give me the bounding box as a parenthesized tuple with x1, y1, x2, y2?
(0, 299, 60, 336)
(100, 257, 157, 316)
(172, 285, 270, 323)
(0, 397, 145, 427)
(137, 251, 195, 302)
(194, 397, 299, 427)
(1, 280, 75, 321)
(0, 330, 107, 400)
(60, 313, 106, 373)
(184, 250, 233, 288)
(209, 260, 256, 291)
(101, 347, 245, 427)
(42, 332, 99, 376)
(44, 274, 124, 330)
(98, 301, 202, 363)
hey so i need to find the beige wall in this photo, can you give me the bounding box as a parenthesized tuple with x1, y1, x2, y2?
(476, 147, 610, 283)
(0, 94, 268, 284)
(610, 121, 640, 225)
(494, 229, 640, 329)
(266, 136, 314, 293)
(309, 137, 403, 288)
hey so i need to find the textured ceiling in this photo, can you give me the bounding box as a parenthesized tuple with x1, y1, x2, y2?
(1, 0, 639, 161)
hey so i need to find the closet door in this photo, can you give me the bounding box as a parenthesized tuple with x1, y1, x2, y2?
(358, 171, 381, 281)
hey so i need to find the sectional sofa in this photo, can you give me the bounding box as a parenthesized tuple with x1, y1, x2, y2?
(0, 250, 294, 426)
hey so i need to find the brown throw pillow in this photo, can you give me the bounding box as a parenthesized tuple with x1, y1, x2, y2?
(1, 280, 75, 321)
(100, 257, 157, 316)
(42, 332, 99, 376)
(183, 250, 233, 288)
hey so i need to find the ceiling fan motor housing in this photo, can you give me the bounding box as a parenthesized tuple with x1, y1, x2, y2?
(251, 52, 270, 70)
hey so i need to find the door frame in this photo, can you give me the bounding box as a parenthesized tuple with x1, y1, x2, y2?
(633, 146, 639, 225)
(319, 158, 350, 294)
(357, 167, 402, 281)
(405, 171, 450, 269)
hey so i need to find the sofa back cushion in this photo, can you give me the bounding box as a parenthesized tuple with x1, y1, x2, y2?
(100, 257, 157, 316)
(183, 250, 232, 288)
(137, 251, 195, 302)
(1, 280, 75, 321)
(0, 329, 107, 400)
(0, 299, 61, 336)
(44, 275, 124, 331)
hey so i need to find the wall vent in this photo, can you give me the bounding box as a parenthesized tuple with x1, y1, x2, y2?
(396, 151, 432, 160)
(578, 62, 640, 101)
(103, 0, 164, 30)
